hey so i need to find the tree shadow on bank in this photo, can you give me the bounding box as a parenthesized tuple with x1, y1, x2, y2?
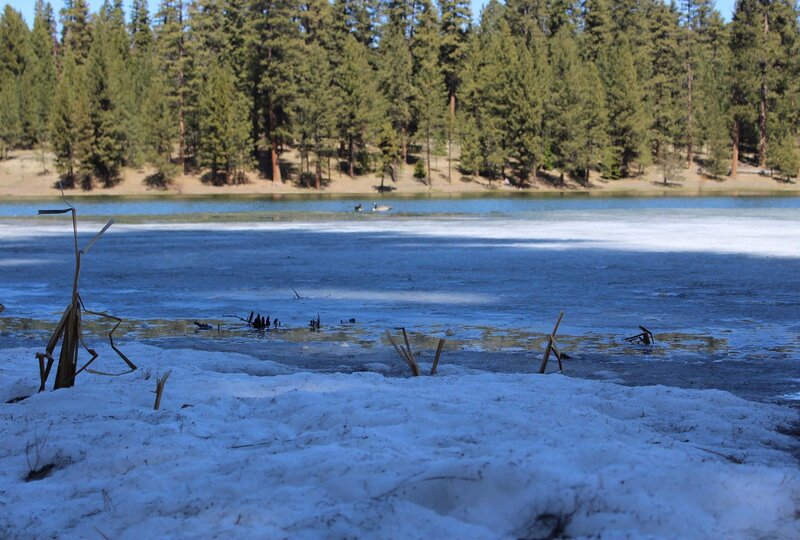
(143, 172, 173, 191)
(52, 173, 98, 191)
(200, 170, 249, 187)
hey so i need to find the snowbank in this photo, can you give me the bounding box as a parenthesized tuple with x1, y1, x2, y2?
(4, 210, 800, 258)
(1, 344, 798, 539)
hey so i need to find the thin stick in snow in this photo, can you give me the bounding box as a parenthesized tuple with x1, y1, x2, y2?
(431, 339, 445, 375)
(401, 328, 416, 366)
(154, 370, 172, 410)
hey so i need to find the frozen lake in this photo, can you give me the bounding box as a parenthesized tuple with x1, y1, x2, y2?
(1, 195, 798, 402)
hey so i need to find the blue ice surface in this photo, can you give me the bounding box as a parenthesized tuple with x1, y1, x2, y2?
(1, 195, 798, 401)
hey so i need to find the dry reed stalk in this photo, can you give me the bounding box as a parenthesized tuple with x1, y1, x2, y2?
(431, 338, 445, 375)
(385, 330, 420, 376)
(35, 195, 136, 391)
(538, 312, 565, 374)
(154, 370, 172, 410)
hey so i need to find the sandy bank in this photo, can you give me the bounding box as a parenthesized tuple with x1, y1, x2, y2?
(1, 149, 799, 199)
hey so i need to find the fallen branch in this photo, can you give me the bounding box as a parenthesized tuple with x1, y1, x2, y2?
(624, 325, 655, 345)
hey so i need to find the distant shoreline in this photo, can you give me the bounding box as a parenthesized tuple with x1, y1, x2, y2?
(2, 149, 799, 200)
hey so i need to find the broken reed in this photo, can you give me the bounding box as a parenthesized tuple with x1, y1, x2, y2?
(35, 200, 135, 391)
(539, 312, 565, 374)
(386, 328, 446, 377)
(154, 370, 171, 410)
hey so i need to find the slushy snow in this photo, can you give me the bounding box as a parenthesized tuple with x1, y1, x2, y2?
(1, 344, 798, 539)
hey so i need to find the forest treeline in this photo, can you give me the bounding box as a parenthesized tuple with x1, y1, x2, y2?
(0, 0, 798, 189)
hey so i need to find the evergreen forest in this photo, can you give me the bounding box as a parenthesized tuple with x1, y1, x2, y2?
(1, 0, 799, 189)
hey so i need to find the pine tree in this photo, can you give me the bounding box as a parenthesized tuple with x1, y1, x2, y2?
(60, 0, 92, 63)
(682, 0, 717, 166)
(154, 0, 188, 170)
(376, 120, 402, 188)
(335, 34, 381, 177)
(29, 1, 58, 168)
(294, 41, 338, 188)
(334, 0, 381, 48)
(128, 0, 157, 169)
(130, 0, 154, 52)
(197, 60, 252, 184)
(695, 9, 731, 178)
(504, 0, 547, 39)
(251, 0, 302, 182)
(438, 0, 470, 181)
(143, 68, 179, 181)
(412, 0, 447, 184)
(728, 0, 783, 174)
(504, 30, 549, 183)
(582, 0, 613, 61)
(600, 34, 649, 177)
(0, 5, 32, 79)
(84, 9, 129, 187)
(648, 1, 685, 170)
(768, 132, 799, 180)
(378, 22, 415, 163)
(458, 1, 510, 180)
(0, 77, 20, 158)
(50, 50, 93, 185)
(549, 27, 608, 183)
(0, 5, 32, 150)
(438, 0, 471, 118)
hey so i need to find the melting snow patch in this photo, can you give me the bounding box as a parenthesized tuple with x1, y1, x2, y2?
(0, 343, 798, 539)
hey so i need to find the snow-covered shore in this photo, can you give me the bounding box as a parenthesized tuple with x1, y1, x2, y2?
(1, 344, 798, 539)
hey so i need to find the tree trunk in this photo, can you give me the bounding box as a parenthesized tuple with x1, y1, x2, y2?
(348, 137, 354, 177)
(758, 70, 767, 168)
(730, 120, 739, 179)
(686, 61, 693, 168)
(177, 1, 185, 173)
(426, 127, 432, 187)
(315, 158, 321, 190)
(447, 95, 455, 184)
(447, 131, 452, 183)
(758, 12, 768, 169)
(271, 137, 281, 183)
